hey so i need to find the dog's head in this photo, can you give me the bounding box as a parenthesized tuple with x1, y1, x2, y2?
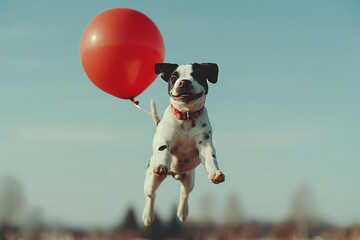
(155, 63, 218, 110)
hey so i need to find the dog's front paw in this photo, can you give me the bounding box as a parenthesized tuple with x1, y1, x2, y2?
(207, 171, 225, 184)
(153, 164, 168, 176)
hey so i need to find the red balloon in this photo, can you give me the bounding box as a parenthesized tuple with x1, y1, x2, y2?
(80, 8, 165, 100)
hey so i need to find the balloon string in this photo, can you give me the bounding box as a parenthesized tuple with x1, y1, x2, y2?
(130, 99, 158, 117)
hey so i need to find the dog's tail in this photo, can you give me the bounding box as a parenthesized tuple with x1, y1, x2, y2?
(150, 99, 160, 126)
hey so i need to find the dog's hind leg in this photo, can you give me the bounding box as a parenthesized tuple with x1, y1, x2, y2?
(177, 169, 195, 222)
(142, 165, 167, 227)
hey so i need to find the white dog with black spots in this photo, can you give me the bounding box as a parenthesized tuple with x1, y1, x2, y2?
(142, 63, 225, 227)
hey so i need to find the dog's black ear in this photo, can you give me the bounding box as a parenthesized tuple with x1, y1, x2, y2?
(155, 63, 178, 82)
(199, 63, 218, 84)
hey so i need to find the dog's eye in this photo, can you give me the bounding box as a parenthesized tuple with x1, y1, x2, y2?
(170, 76, 177, 81)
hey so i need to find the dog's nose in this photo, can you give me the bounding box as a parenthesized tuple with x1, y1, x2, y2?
(179, 80, 191, 88)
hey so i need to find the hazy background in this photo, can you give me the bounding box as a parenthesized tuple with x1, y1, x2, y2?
(1, 0, 359, 229)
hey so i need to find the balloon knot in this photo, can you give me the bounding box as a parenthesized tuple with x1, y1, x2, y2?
(130, 98, 139, 106)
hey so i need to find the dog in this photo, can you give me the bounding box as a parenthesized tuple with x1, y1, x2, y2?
(142, 63, 225, 227)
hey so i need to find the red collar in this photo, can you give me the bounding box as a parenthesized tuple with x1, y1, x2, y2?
(171, 104, 204, 120)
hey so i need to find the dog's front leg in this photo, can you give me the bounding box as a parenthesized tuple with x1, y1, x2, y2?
(152, 138, 171, 176)
(198, 142, 225, 184)
(152, 142, 171, 176)
(151, 120, 176, 175)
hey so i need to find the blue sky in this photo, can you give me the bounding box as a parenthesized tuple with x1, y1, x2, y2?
(1, 0, 360, 228)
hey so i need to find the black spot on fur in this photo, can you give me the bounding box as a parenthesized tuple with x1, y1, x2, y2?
(192, 120, 196, 128)
(212, 154, 216, 158)
(155, 63, 178, 82)
(158, 145, 167, 151)
(204, 133, 210, 140)
(198, 141, 202, 144)
(202, 123, 207, 127)
(191, 63, 219, 94)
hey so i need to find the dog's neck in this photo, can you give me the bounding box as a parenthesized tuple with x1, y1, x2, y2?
(170, 95, 206, 113)
(171, 104, 204, 121)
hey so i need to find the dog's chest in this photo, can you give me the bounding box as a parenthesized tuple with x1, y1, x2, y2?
(169, 124, 202, 173)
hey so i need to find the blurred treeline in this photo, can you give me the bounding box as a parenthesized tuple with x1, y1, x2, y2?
(1, 176, 359, 240)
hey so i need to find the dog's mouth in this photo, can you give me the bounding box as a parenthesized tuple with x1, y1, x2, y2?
(171, 92, 204, 102)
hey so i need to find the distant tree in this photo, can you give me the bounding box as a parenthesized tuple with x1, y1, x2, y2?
(224, 193, 243, 227)
(117, 206, 139, 232)
(241, 221, 273, 238)
(19, 207, 44, 231)
(270, 220, 297, 240)
(0, 177, 25, 225)
(290, 186, 316, 238)
(166, 206, 183, 238)
(142, 214, 165, 240)
(0, 223, 19, 240)
(199, 193, 214, 225)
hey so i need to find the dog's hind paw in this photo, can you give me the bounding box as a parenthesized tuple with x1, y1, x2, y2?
(153, 164, 168, 176)
(142, 210, 155, 227)
(208, 171, 225, 184)
(177, 201, 189, 222)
